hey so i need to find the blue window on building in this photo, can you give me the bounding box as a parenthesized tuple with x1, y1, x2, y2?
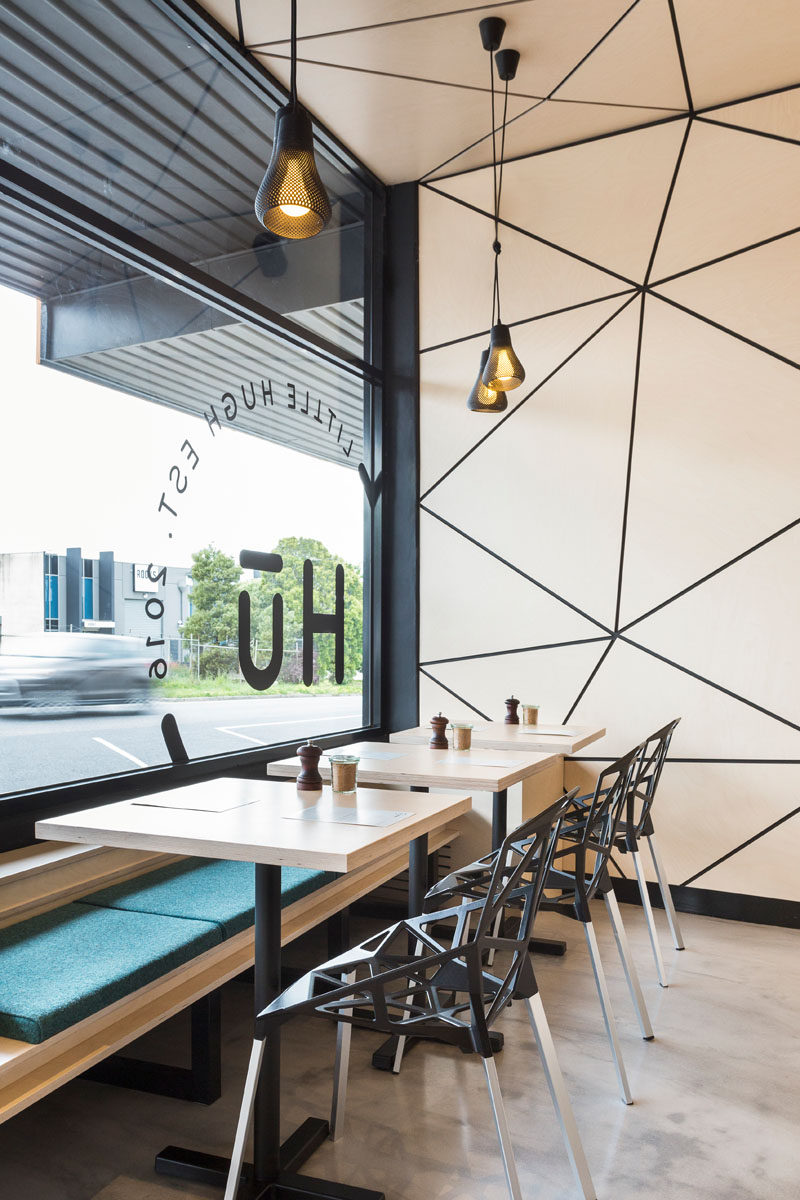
(83, 559, 94, 621)
(44, 553, 59, 631)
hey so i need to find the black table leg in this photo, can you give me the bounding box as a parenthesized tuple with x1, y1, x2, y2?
(157, 862, 383, 1199)
(491, 788, 566, 956)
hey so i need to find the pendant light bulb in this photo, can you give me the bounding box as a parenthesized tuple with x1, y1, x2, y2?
(482, 322, 525, 392)
(254, 103, 332, 239)
(468, 347, 508, 412)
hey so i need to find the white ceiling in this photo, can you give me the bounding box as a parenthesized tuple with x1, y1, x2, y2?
(198, 0, 800, 184)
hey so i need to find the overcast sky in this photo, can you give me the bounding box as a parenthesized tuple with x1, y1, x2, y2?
(0, 285, 364, 570)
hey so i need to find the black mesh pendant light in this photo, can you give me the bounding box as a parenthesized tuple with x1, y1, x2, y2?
(468, 21, 525, 404)
(483, 321, 525, 391)
(254, 0, 331, 239)
(467, 347, 508, 412)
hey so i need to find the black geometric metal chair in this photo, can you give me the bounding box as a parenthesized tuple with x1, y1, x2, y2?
(539, 747, 654, 1106)
(223, 798, 597, 1200)
(613, 718, 684, 987)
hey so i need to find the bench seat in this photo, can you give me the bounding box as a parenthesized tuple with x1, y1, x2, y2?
(77, 859, 335, 939)
(0, 861, 334, 1045)
(0, 904, 221, 1045)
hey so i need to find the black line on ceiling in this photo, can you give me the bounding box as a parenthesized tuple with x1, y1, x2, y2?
(419, 293, 638, 502)
(613, 294, 646, 632)
(563, 639, 616, 724)
(681, 805, 800, 887)
(418, 100, 546, 184)
(666, 0, 694, 113)
(620, 516, 800, 635)
(234, 0, 244, 45)
(697, 80, 800, 118)
(646, 289, 800, 372)
(651, 223, 800, 290)
(250, 51, 544, 100)
(245, 1, 537, 49)
(422, 110, 687, 185)
(644, 117, 692, 285)
(420, 505, 613, 634)
(420, 288, 636, 355)
(418, 666, 491, 721)
(696, 113, 800, 150)
(619, 634, 800, 733)
(549, 0, 643, 99)
(420, 635, 611, 668)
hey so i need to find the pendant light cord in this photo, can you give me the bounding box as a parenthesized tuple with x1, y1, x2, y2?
(489, 48, 498, 328)
(290, 0, 298, 105)
(493, 77, 510, 324)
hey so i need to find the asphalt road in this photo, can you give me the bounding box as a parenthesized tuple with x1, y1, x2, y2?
(0, 693, 364, 796)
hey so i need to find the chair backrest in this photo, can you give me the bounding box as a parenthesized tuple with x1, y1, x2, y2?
(161, 712, 189, 765)
(557, 746, 642, 908)
(630, 718, 681, 837)
(469, 794, 573, 1025)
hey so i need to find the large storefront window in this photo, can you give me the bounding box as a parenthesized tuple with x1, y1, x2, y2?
(0, 0, 383, 806)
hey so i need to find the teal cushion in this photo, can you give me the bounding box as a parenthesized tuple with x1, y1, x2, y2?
(0, 904, 221, 1044)
(78, 859, 336, 939)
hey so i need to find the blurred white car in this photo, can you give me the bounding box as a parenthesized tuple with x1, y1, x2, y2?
(0, 633, 151, 714)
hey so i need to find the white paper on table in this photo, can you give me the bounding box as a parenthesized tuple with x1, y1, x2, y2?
(282, 806, 412, 827)
(440, 754, 525, 767)
(133, 795, 260, 813)
(518, 725, 579, 737)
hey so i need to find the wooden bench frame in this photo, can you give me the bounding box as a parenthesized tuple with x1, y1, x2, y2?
(0, 825, 458, 1124)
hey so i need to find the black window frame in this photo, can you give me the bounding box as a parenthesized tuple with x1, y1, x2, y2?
(0, 0, 423, 851)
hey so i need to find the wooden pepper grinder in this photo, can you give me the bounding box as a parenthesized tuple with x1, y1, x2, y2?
(296, 740, 323, 790)
(504, 695, 520, 725)
(429, 712, 449, 749)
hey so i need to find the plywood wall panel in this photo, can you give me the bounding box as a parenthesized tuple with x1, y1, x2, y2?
(673, 0, 800, 109)
(618, 300, 800, 627)
(655, 233, 800, 365)
(697, 814, 800, 902)
(436, 119, 689, 281)
(419, 185, 622, 352)
(419, 508, 602, 664)
(651, 120, 800, 282)
(555, 0, 687, 110)
(710, 90, 800, 143)
(567, 640, 800, 761)
(419, 294, 634, 496)
(425, 297, 640, 629)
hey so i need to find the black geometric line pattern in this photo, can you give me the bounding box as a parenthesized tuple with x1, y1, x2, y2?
(418, 14, 800, 894)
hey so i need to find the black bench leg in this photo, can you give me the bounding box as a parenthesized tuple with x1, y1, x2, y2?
(82, 991, 222, 1104)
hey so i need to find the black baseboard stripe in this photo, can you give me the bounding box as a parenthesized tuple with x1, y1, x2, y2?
(612, 877, 800, 930)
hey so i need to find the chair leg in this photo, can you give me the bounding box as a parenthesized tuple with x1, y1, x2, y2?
(393, 940, 425, 1073)
(631, 848, 669, 987)
(583, 919, 633, 1105)
(603, 889, 654, 1040)
(482, 1055, 523, 1200)
(525, 994, 596, 1200)
(646, 834, 685, 950)
(224, 1038, 265, 1200)
(330, 972, 355, 1140)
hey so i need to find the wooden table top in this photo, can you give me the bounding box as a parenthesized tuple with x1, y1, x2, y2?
(389, 722, 606, 755)
(35, 779, 472, 875)
(267, 739, 560, 792)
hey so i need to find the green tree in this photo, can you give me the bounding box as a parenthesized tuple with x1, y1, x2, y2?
(248, 536, 363, 684)
(182, 545, 241, 645)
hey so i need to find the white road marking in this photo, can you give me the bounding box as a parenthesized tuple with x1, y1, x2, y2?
(216, 716, 357, 746)
(93, 737, 148, 768)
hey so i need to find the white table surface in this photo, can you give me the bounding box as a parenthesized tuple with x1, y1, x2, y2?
(389, 722, 606, 755)
(35, 777, 472, 874)
(267, 739, 561, 792)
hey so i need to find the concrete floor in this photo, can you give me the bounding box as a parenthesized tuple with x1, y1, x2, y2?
(2, 903, 798, 1200)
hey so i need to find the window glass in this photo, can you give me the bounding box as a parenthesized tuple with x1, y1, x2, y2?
(0, 218, 371, 797)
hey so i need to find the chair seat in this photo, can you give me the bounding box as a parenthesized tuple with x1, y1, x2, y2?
(0, 903, 221, 1044)
(79, 858, 336, 938)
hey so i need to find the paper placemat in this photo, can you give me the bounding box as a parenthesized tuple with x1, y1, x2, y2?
(133, 795, 259, 814)
(283, 806, 412, 827)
